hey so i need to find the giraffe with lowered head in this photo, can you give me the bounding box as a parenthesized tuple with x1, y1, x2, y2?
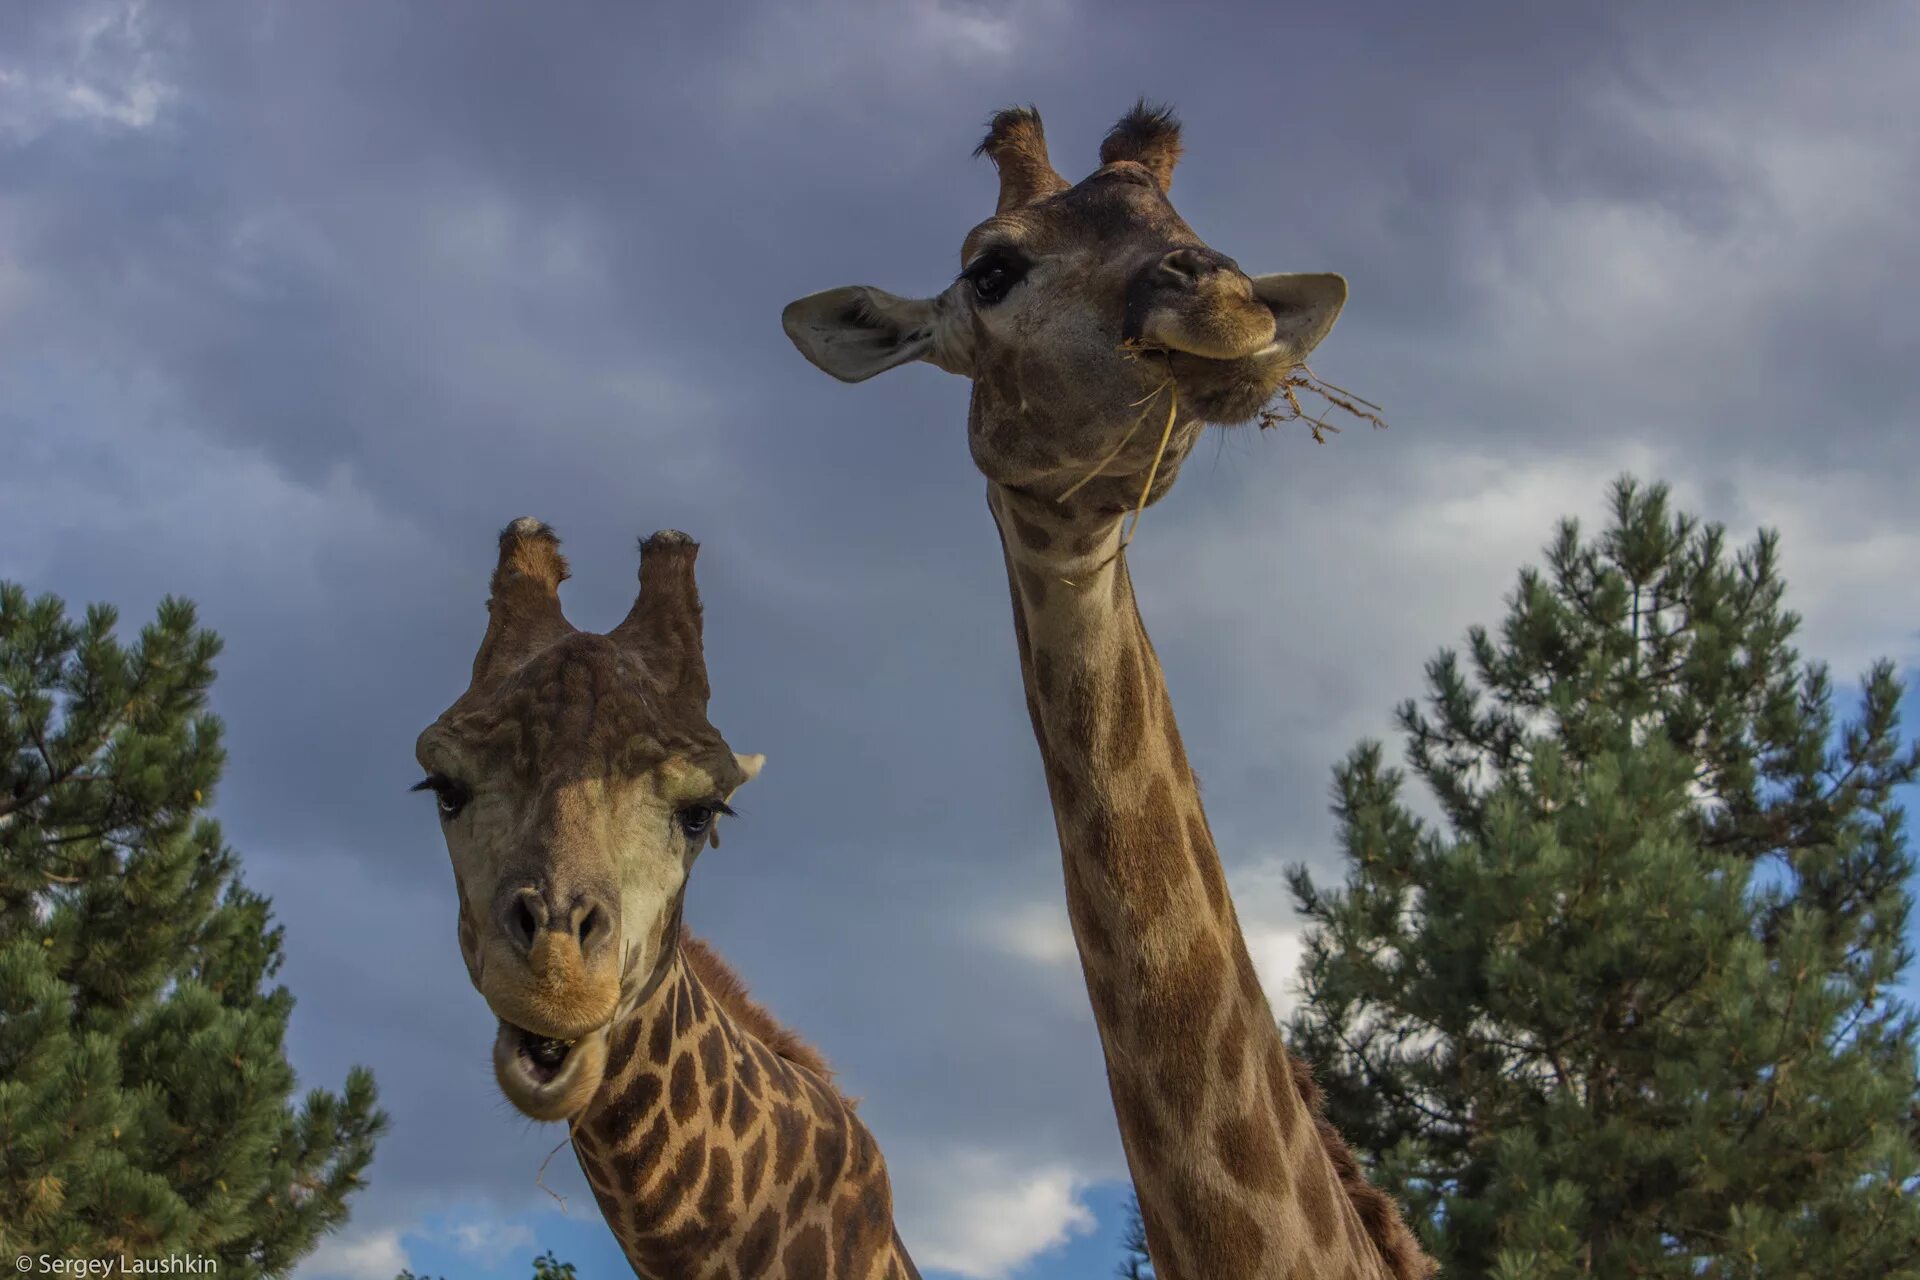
(783, 104, 1435, 1280)
(415, 519, 920, 1279)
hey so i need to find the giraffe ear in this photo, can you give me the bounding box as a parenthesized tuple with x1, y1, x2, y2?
(782, 286, 961, 382)
(731, 753, 766, 789)
(1249, 273, 1348, 365)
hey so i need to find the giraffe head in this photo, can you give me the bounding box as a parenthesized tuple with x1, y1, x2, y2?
(415, 520, 763, 1121)
(783, 102, 1348, 514)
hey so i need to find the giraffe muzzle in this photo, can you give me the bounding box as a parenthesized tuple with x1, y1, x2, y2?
(1124, 247, 1278, 363)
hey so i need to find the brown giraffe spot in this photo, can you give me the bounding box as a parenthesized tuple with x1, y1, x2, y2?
(848, 1125, 877, 1178)
(688, 971, 710, 1022)
(1156, 1058, 1205, 1130)
(832, 1179, 893, 1277)
(610, 1109, 670, 1188)
(1080, 812, 1163, 924)
(782, 1223, 828, 1276)
(710, 1078, 731, 1125)
(697, 1145, 736, 1231)
(699, 1024, 726, 1080)
(1166, 1167, 1268, 1278)
(1233, 936, 1265, 1007)
(784, 1170, 817, 1220)
(1007, 575, 1034, 666)
(1017, 561, 1050, 609)
(592, 1069, 664, 1144)
(1219, 1007, 1248, 1088)
(648, 1012, 674, 1065)
(731, 1080, 761, 1140)
(585, 1182, 622, 1235)
(632, 1133, 707, 1232)
(1044, 755, 1083, 813)
(1165, 716, 1194, 779)
(611, 1016, 644, 1067)
(1215, 1110, 1285, 1193)
(670, 1052, 700, 1123)
(751, 1038, 794, 1093)
(1188, 812, 1230, 922)
(1057, 667, 1099, 756)
(1267, 1041, 1300, 1144)
(1142, 930, 1226, 1123)
(636, 1220, 710, 1278)
(738, 1207, 780, 1275)
(1107, 642, 1146, 765)
(1009, 510, 1053, 550)
(742, 1130, 769, 1201)
(736, 1040, 763, 1097)
(1298, 1158, 1339, 1250)
(1109, 1076, 1165, 1164)
(674, 976, 695, 1030)
(1074, 901, 1112, 962)
(1088, 975, 1122, 1031)
(1116, 772, 1189, 924)
(771, 1102, 810, 1182)
(813, 1120, 849, 1188)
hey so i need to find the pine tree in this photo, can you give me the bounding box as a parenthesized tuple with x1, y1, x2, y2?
(0, 584, 385, 1270)
(1116, 1198, 1155, 1279)
(1285, 477, 1920, 1278)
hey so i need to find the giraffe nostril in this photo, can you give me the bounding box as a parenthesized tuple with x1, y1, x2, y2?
(501, 891, 544, 956)
(575, 901, 607, 950)
(1160, 248, 1211, 280)
(1156, 247, 1245, 289)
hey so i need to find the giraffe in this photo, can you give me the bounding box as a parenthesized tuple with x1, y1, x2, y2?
(415, 519, 920, 1279)
(781, 104, 1436, 1280)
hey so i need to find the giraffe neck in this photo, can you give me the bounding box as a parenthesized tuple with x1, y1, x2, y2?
(569, 941, 920, 1280)
(987, 480, 1411, 1280)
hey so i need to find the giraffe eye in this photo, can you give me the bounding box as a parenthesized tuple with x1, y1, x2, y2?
(676, 799, 734, 841)
(962, 250, 1028, 305)
(411, 774, 471, 820)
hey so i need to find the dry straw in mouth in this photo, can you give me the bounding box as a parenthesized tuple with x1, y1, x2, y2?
(1053, 349, 1389, 587)
(1259, 366, 1389, 442)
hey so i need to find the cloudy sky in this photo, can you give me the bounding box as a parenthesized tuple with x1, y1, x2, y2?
(3, 1, 1916, 1276)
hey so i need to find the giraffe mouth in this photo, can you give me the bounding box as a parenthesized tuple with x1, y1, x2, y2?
(492, 1017, 612, 1121)
(498, 1019, 580, 1084)
(1158, 345, 1303, 426)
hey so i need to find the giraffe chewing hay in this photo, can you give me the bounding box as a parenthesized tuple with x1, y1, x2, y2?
(783, 100, 1435, 1280)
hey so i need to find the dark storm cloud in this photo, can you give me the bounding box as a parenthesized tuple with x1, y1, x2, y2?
(3, 1, 1914, 1273)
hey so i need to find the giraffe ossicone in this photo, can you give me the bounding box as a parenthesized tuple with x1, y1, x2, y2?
(784, 102, 1436, 1280)
(417, 520, 920, 1278)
